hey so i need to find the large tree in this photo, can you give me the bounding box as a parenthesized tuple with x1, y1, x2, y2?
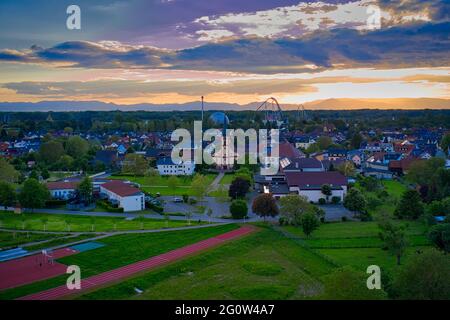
(337, 161, 356, 177)
(229, 199, 248, 219)
(19, 178, 50, 212)
(65, 136, 89, 158)
(440, 133, 450, 154)
(77, 177, 93, 204)
(378, 217, 408, 265)
(343, 188, 367, 214)
(279, 194, 312, 225)
(299, 211, 320, 237)
(428, 223, 450, 253)
(228, 177, 250, 199)
(0, 181, 16, 209)
(394, 189, 424, 219)
(0, 158, 19, 183)
(392, 249, 450, 299)
(122, 153, 148, 176)
(350, 133, 363, 149)
(252, 193, 279, 221)
(191, 174, 209, 202)
(39, 140, 65, 164)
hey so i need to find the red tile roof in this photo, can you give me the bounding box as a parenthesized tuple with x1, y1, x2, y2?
(285, 171, 347, 188)
(46, 181, 79, 190)
(279, 142, 304, 159)
(100, 180, 142, 197)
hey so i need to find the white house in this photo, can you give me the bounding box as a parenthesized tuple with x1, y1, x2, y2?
(269, 172, 348, 203)
(156, 157, 195, 176)
(99, 180, 144, 212)
(46, 181, 78, 200)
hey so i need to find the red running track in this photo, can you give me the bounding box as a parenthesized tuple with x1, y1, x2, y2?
(0, 248, 78, 291)
(18, 225, 256, 300)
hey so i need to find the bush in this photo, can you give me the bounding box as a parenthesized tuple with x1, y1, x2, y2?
(318, 198, 326, 205)
(230, 200, 248, 219)
(331, 196, 341, 204)
(428, 223, 450, 253)
(341, 216, 348, 222)
(182, 194, 189, 203)
(96, 200, 124, 213)
(146, 202, 163, 213)
(367, 195, 382, 208)
(188, 198, 197, 205)
(45, 199, 67, 207)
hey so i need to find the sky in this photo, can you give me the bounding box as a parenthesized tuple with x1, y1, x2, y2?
(0, 0, 449, 108)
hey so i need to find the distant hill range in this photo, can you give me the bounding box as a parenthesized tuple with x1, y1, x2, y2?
(0, 98, 449, 112)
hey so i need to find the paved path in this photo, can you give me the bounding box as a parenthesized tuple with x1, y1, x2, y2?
(209, 171, 225, 191)
(18, 225, 257, 300)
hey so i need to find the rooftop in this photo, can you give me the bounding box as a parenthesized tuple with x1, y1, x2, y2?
(101, 180, 143, 197)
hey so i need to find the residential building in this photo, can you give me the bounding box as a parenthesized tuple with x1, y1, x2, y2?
(99, 180, 145, 212)
(156, 157, 195, 175)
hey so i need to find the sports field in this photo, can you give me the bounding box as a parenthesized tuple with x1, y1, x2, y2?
(0, 212, 198, 232)
(0, 224, 239, 300)
(109, 174, 216, 196)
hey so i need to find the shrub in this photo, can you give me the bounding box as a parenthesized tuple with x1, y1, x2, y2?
(341, 216, 348, 222)
(182, 194, 189, 203)
(331, 196, 341, 204)
(96, 200, 124, 213)
(229, 199, 248, 219)
(318, 198, 326, 205)
(147, 202, 163, 213)
(45, 199, 67, 207)
(367, 195, 382, 208)
(188, 198, 197, 205)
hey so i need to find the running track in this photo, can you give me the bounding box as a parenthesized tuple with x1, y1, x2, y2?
(0, 248, 78, 291)
(18, 225, 256, 300)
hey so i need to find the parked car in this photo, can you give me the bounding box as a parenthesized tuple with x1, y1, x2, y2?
(173, 197, 183, 203)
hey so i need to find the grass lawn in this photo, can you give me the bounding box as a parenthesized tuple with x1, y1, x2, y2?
(0, 231, 65, 250)
(316, 246, 433, 274)
(219, 173, 237, 185)
(0, 224, 239, 300)
(354, 179, 408, 217)
(283, 220, 427, 239)
(382, 180, 407, 198)
(0, 212, 201, 232)
(282, 219, 432, 274)
(110, 174, 216, 196)
(78, 226, 335, 300)
(24, 234, 96, 252)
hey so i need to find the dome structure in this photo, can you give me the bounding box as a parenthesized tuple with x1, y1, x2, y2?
(208, 112, 229, 126)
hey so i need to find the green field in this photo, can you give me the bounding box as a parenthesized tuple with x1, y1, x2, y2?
(0, 212, 201, 232)
(110, 174, 216, 196)
(355, 179, 408, 217)
(79, 226, 336, 300)
(219, 173, 237, 185)
(0, 231, 65, 250)
(0, 224, 238, 300)
(282, 219, 431, 274)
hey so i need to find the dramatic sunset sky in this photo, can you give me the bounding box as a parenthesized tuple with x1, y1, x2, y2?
(0, 0, 449, 109)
